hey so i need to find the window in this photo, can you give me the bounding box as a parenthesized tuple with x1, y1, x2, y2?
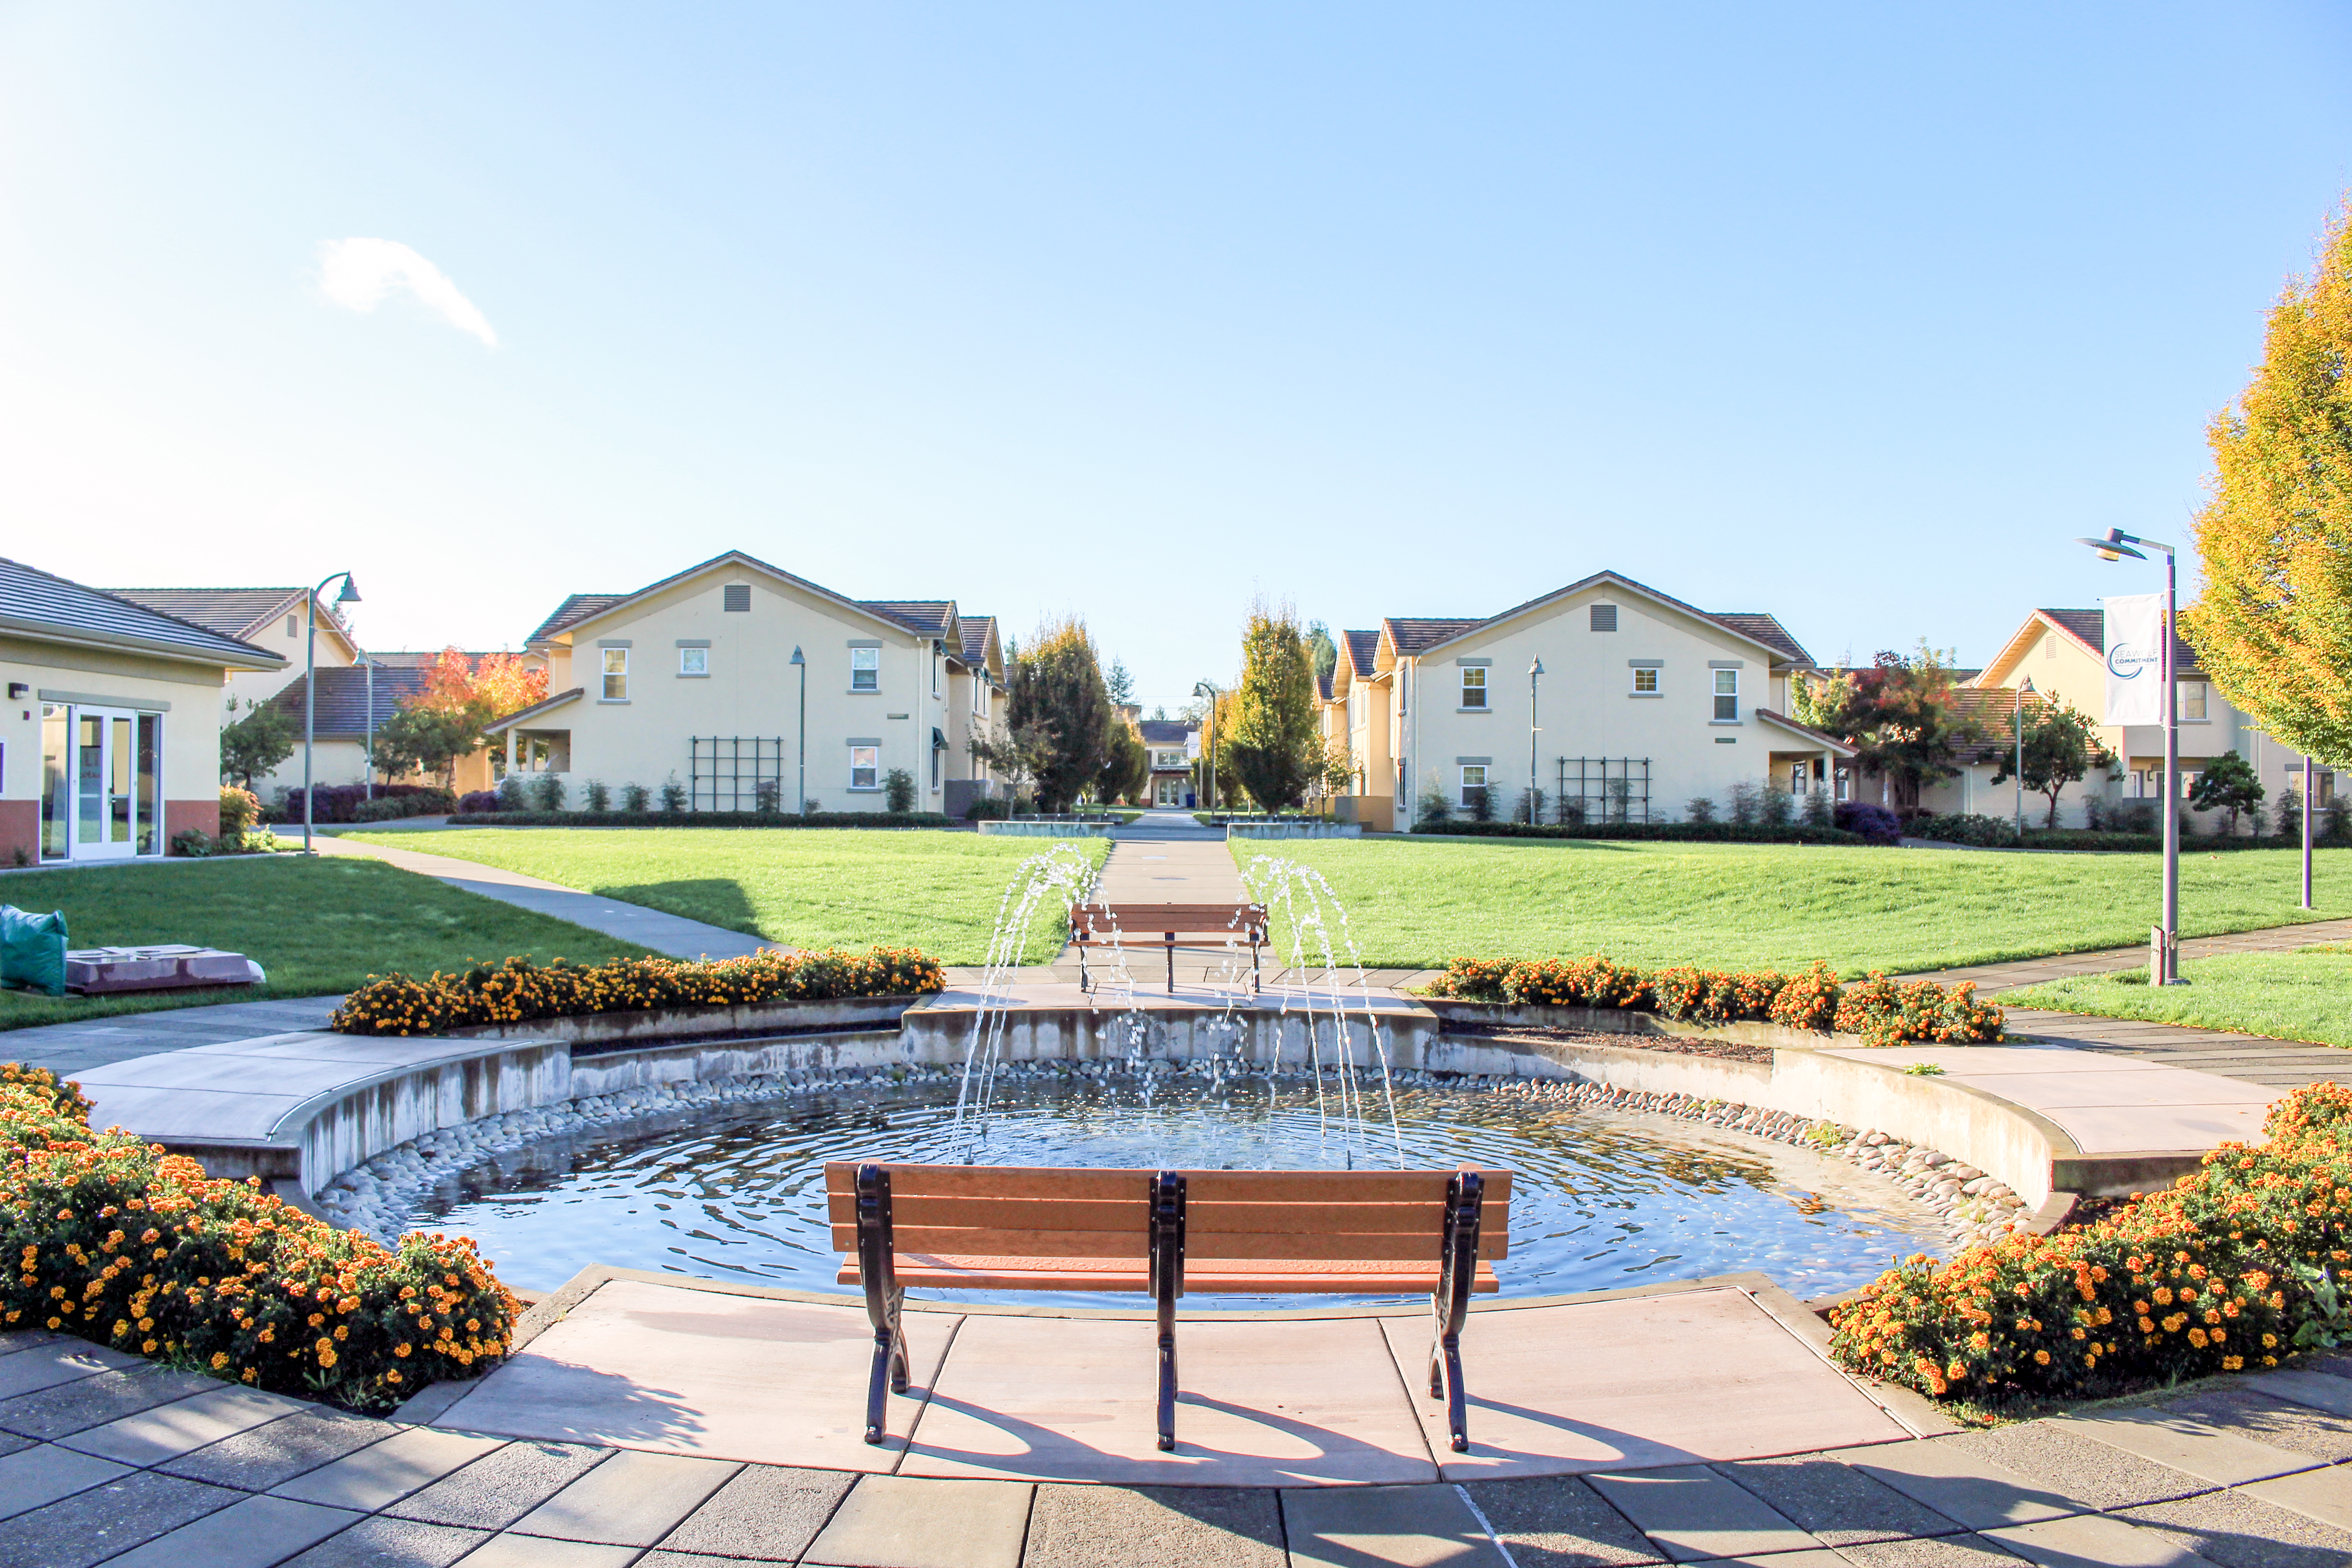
(1631, 667, 1659, 694)
(723, 584, 751, 612)
(1460, 667, 1488, 709)
(602, 648, 629, 701)
(849, 745, 879, 790)
(930, 743, 941, 790)
(679, 647, 708, 676)
(1459, 764, 1486, 800)
(1590, 604, 1618, 632)
(1712, 668, 1739, 721)
(851, 647, 879, 691)
(2178, 681, 2209, 720)
(932, 644, 941, 697)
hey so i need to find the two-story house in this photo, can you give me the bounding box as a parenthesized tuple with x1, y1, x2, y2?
(1134, 715, 1200, 808)
(1326, 571, 1850, 828)
(489, 551, 1002, 813)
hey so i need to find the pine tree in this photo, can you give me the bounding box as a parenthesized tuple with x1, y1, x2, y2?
(2184, 200, 2352, 764)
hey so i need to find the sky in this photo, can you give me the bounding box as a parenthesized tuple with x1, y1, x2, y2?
(2, 5, 2348, 712)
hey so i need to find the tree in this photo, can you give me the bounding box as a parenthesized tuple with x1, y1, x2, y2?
(968, 719, 1054, 810)
(1002, 617, 1115, 812)
(1225, 600, 1321, 810)
(1097, 714, 1149, 804)
(218, 699, 297, 788)
(1305, 621, 1339, 687)
(372, 706, 482, 792)
(2183, 200, 2352, 766)
(1794, 643, 1975, 808)
(1990, 694, 2117, 828)
(1105, 658, 1135, 709)
(2190, 749, 2265, 835)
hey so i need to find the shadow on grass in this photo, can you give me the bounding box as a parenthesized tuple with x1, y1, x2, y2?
(593, 879, 765, 938)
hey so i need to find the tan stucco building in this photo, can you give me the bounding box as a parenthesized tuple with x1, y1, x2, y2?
(491, 552, 1003, 813)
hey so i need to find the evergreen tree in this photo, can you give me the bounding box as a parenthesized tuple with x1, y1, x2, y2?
(1226, 600, 1320, 809)
(218, 699, 297, 788)
(1989, 694, 2116, 828)
(2189, 750, 2265, 835)
(1105, 657, 1135, 708)
(1305, 621, 1339, 687)
(1002, 617, 1115, 812)
(2184, 201, 2352, 767)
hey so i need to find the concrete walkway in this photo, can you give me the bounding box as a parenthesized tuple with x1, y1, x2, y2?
(5, 1289, 2352, 1566)
(309, 833, 783, 963)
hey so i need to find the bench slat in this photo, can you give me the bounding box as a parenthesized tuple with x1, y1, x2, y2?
(825, 1163, 1513, 1206)
(840, 1256, 1501, 1294)
(827, 1224, 1506, 1261)
(821, 1192, 1510, 1238)
(824, 1194, 1147, 1231)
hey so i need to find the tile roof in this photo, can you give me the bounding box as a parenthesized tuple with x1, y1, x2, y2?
(1317, 670, 1335, 703)
(858, 601, 956, 637)
(104, 587, 319, 641)
(1944, 684, 2048, 762)
(0, 557, 287, 669)
(1704, 612, 1814, 667)
(364, 650, 495, 671)
(2039, 607, 2203, 675)
(525, 594, 630, 645)
(960, 615, 996, 667)
(1343, 629, 1381, 677)
(262, 666, 432, 735)
(1384, 617, 1486, 655)
(484, 686, 586, 732)
(1139, 719, 1198, 746)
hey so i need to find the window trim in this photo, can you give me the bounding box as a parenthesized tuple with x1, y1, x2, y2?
(1459, 666, 1489, 710)
(848, 743, 881, 792)
(678, 645, 710, 678)
(601, 647, 630, 703)
(1711, 666, 1739, 722)
(850, 644, 881, 693)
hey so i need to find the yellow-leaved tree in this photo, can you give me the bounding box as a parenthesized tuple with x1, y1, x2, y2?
(2183, 200, 2352, 763)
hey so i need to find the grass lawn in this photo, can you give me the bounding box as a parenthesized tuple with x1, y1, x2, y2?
(2004, 946, 2352, 1049)
(347, 828, 1112, 964)
(0, 857, 649, 1032)
(1234, 838, 2352, 974)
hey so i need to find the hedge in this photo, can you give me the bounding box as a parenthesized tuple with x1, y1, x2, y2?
(1828, 1082, 2352, 1401)
(331, 947, 946, 1035)
(0, 1063, 516, 1411)
(441, 810, 959, 829)
(1418, 955, 2003, 1048)
(1411, 821, 1864, 845)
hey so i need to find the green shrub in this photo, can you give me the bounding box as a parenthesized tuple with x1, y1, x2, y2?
(885, 769, 916, 813)
(496, 774, 526, 811)
(440, 809, 959, 829)
(0, 1063, 517, 1411)
(1413, 819, 1862, 845)
(1829, 1082, 2352, 1401)
(619, 783, 651, 813)
(659, 775, 688, 813)
(529, 774, 567, 812)
(1911, 813, 2021, 848)
(583, 779, 611, 813)
(348, 789, 456, 823)
(219, 787, 262, 837)
(332, 946, 946, 1035)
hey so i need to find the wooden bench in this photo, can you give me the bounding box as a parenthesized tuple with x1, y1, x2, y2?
(827, 1161, 1510, 1453)
(1070, 901, 1269, 993)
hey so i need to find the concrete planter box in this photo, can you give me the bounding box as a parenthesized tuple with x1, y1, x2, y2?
(1227, 822, 1362, 839)
(1424, 998, 1863, 1054)
(977, 820, 1116, 837)
(448, 995, 922, 1047)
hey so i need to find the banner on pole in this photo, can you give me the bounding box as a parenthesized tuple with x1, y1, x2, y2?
(2103, 593, 2166, 725)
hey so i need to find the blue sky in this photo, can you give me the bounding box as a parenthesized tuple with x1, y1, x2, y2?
(3, 5, 2347, 710)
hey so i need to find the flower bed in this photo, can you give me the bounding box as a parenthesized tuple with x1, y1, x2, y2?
(1826, 1082, 2352, 1401)
(1416, 956, 2003, 1047)
(0, 1063, 516, 1411)
(331, 946, 946, 1036)
(1411, 820, 1863, 845)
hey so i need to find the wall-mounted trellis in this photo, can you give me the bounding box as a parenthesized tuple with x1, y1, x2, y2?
(691, 736, 788, 812)
(1554, 756, 1651, 825)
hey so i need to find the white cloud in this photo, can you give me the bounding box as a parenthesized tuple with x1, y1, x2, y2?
(316, 238, 498, 347)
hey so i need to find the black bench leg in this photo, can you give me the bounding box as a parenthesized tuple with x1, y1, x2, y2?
(856, 1164, 907, 1446)
(1428, 1170, 1483, 1453)
(1148, 1170, 1187, 1451)
(1166, 934, 1176, 994)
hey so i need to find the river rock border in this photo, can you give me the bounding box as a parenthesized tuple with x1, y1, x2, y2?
(316, 1061, 2003, 1259)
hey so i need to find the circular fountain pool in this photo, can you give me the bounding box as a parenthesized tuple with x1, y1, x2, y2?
(396, 1074, 1949, 1303)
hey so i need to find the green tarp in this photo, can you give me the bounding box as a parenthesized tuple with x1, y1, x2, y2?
(0, 905, 69, 997)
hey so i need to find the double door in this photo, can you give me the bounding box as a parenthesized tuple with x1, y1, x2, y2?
(63, 706, 161, 859)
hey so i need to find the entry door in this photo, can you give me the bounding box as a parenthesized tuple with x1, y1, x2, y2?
(71, 708, 153, 860)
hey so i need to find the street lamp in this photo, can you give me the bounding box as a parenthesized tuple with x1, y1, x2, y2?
(1527, 656, 1544, 823)
(2302, 754, 2317, 910)
(789, 646, 807, 816)
(1192, 681, 1220, 813)
(302, 572, 361, 854)
(2012, 675, 2035, 843)
(2074, 527, 2185, 985)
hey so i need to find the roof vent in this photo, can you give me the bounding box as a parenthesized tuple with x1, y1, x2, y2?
(723, 584, 751, 612)
(1590, 604, 1618, 632)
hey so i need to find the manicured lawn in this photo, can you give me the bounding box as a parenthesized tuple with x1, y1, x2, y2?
(1234, 838, 2352, 974)
(347, 828, 1112, 964)
(0, 857, 648, 1031)
(2004, 946, 2352, 1049)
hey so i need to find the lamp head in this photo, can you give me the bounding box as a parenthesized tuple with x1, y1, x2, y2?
(333, 576, 362, 605)
(1529, 656, 1544, 676)
(2075, 529, 2144, 563)
(789, 646, 804, 666)
(2019, 675, 2036, 696)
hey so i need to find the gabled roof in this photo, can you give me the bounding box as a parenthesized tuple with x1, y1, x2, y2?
(1977, 607, 2204, 689)
(1384, 617, 1486, 656)
(483, 687, 584, 734)
(960, 615, 998, 668)
(1342, 629, 1381, 678)
(1378, 572, 1813, 668)
(1138, 719, 1197, 746)
(0, 557, 288, 671)
(1944, 685, 2047, 763)
(263, 666, 433, 736)
(858, 601, 956, 638)
(366, 649, 495, 671)
(106, 585, 359, 659)
(525, 593, 629, 646)
(1316, 670, 1335, 703)
(1752, 708, 1858, 757)
(1705, 613, 1814, 667)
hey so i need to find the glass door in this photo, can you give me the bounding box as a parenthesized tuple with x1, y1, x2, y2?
(69, 707, 159, 860)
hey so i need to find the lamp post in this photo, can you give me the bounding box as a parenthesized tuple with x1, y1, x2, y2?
(362, 653, 375, 802)
(1193, 681, 1220, 813)
(2303, 754, 2316, 910)
(2012, 675, 2035, 843)
(2075, 528, 2184, 984)
(789, 646, 807, 816)
(302, 572, 362, 854)
(1527, 656, 1544, 823)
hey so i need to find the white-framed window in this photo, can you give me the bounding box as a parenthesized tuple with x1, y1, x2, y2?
(1460, 668, 1487, 709)
(1153, 749, 1186, 769)
(1712, 668, 1739, 721)
(1631, 667, 1659, 695)
(930, 743, 941, 790)
(1460, 764, 1486, 801)
(851, 647, 879, 691)
(849, 745, 879, 790)
(679, 647, 708, 676)
(602, 648, 629, 701)
(2178, 681, 2209, 720)
(932, 644, 942, 697)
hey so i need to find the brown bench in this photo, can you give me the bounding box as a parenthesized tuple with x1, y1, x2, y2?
(1070, 901, 1269, 993)
(827, 1161, 1510, 1453)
